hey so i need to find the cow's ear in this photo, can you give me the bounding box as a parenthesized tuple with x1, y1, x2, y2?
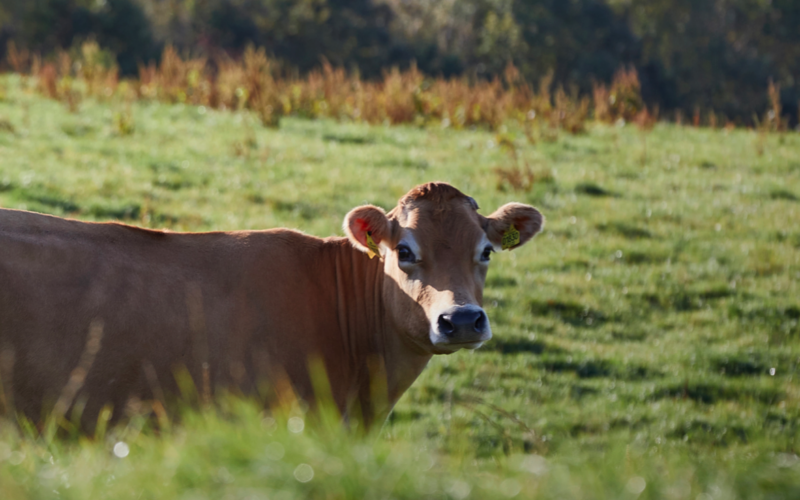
(484, 203, 544, 250)
(344, 205, 395, 258)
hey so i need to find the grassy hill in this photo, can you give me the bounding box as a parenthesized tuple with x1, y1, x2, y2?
(1, 73, 799, 498)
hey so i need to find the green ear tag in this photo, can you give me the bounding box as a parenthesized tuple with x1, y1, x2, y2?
(365, 231, 380, 259)
(501, 224, 520, 250)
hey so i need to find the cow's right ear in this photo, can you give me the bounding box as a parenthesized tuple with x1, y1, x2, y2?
(344, 205, 395, 258)
(484, 203, 544, 250)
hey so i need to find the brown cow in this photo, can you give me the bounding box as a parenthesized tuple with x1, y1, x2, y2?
(0, 182, 542, 429)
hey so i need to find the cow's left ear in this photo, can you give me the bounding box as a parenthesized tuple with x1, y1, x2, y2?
(484, 203, 544, 250)
(344, 205, 396, 258)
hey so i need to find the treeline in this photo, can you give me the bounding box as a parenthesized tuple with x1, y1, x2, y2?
(1, 0, 798, 125)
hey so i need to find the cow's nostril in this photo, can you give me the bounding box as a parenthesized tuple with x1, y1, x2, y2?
(474, 310, 487, 332)
(437, 315, 455, 336)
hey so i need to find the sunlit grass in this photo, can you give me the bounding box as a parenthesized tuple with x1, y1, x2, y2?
(1, 73, 799, 498)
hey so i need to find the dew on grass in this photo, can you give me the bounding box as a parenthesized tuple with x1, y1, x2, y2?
(265, 442, 285, 461)
(416, 454, 435, 472)
(626, 476, 646, 495)
(8, 451, 25, 465)
(293, 463, 314, 483)
(323, 457, 344, 476)
(262, 416, 276, 430)
(447, 479, 471, 499)
(775, 453, 799, 468)
(112, 442, 129, 458)
(520, 455, 547, 476)
(288, 416, 304, 433)
(500, 478, 522, 497)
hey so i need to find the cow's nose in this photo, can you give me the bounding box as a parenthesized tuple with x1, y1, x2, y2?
(437, 307, 488, 337)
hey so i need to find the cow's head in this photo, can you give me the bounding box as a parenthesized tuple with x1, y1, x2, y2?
(345, 183, 543, 355)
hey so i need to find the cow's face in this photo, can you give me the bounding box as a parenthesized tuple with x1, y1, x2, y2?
(345, 183, 543, 355)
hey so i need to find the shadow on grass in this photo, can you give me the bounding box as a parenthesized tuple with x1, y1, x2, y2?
(323, 133, 374, 145)
(575, 182, 616, 197)
(537, 356, 657, 380)
(770, 189, 798, 202)
(530, 299, 608, 328)
(638, 286, 736, 312)
(650, 380, 783, 405)
(709, 352, 787, 377)
(668, 418, 749, 446)
(728, 303, 800, 336)
(597, 221, 653, 239)
(481, 336, 566, 355)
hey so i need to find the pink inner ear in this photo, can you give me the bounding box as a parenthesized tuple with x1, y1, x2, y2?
(354, 218, 380, 246)
(355, 218, 370, 233)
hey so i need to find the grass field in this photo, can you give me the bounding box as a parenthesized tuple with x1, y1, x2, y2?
(1, 72, 799, 499)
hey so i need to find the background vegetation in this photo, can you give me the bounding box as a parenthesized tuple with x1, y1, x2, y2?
(1, 0, 799, 125)
(0, 69, 799, 497)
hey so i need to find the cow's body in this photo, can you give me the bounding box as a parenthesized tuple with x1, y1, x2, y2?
(0, 183, 542, 429)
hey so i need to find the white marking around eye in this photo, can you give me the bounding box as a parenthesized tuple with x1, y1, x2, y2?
(397, 230, 422, 266)
(476, 234, 496, 263)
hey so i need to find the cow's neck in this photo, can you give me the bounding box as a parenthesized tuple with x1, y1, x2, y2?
(329, 239, 432, 424)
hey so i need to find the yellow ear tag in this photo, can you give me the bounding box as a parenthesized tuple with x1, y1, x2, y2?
(365, 231, 381, 259)
(501, 224, 520, 250)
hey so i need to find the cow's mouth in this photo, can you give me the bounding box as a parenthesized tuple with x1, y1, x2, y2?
(445, 340, 487, 349)
(428, 333, 492, 353)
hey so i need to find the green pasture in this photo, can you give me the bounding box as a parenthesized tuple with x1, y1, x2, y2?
(1, 73, 799, 498)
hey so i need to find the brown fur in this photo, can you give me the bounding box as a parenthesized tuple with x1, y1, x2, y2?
(0, 183, 542, 430)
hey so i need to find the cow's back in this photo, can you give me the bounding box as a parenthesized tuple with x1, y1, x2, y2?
(0, 209, 343, 424)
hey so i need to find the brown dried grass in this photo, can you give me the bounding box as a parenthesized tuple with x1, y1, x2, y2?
(592, 67, 643, 123)
(14, 43, 643, 132)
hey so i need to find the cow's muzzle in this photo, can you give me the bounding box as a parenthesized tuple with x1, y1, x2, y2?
(430, 305, 492, 350)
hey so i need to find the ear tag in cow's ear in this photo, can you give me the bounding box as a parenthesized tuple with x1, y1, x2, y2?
(501, 224, 520, 250)
(365, 231, 381, 259)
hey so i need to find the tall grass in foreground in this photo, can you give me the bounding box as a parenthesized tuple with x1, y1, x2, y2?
(1, 397, 799, 500)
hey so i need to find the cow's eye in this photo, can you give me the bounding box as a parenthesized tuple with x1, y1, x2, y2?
(396, 245, 416, 263)
(480, 245, 493, 262)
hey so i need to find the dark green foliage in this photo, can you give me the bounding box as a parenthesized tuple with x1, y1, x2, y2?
(3, 0, 800, 121)
(93, 0, 158, 75)
(11, 0, 157, 75)
(621, 0, 800, 124)
(510, 0, 640, 93)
